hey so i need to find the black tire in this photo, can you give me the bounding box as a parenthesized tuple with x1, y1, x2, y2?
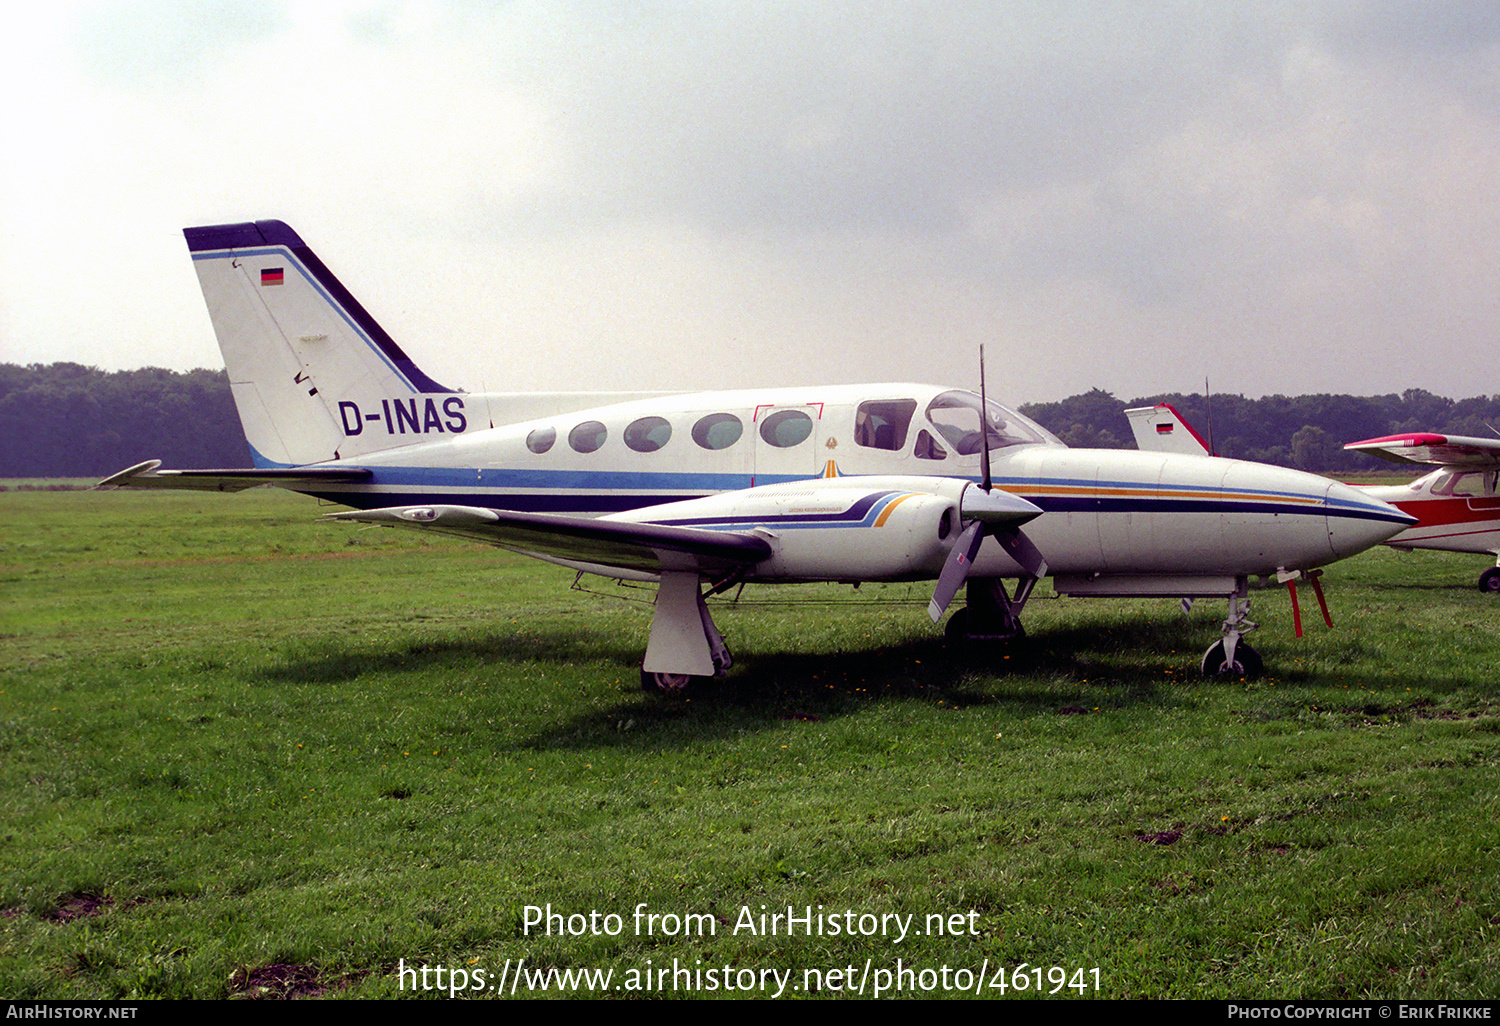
(945, 606, 1025, 644)
(641, 670, 698, 695)
(944, 607, 970, 643)
(1200, 639, 1263, 678)
(1479, 568, 1500, 593)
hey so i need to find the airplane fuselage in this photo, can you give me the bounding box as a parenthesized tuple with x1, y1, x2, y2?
(285, 382, 1411, 587)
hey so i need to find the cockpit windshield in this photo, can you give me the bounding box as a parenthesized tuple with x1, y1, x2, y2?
(924, 390, 1060, 455)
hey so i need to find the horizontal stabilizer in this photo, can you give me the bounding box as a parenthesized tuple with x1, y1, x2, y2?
(325, 504, 773, 576)
(1343, 433, 1500, 469)
(99, 459, 372, 492)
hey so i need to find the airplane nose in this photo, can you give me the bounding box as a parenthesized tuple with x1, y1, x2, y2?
(1323, 479, 1417, 562)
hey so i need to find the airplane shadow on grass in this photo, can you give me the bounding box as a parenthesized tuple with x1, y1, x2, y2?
(244, 606, 1495, 753)
(250, 609, 1233, 751)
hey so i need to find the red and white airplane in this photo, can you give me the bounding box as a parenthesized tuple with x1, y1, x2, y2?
(1342, 433, 1500, 591)
(101, 221, 1415, 688)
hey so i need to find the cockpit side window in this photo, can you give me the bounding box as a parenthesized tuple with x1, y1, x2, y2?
(924, 390, 1049, 455)
(526, 426, 556, 454)
(854, 399, 917, 451)
(914, 429, 947, 460)
(1434, 470, 1498, 498)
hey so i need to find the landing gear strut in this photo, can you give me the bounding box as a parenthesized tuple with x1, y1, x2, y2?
(1201, 577, 1261, 678)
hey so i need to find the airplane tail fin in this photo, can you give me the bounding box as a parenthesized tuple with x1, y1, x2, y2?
(185, 220, 470, 467)
(1124, 403, 1213, 456)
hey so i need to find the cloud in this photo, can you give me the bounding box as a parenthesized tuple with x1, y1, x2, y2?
(4, 1, 1500, 402)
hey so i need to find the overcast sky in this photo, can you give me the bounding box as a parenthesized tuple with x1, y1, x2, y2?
(3, 1, 1498, 403)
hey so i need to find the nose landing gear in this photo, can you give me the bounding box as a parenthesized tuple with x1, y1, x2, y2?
(1201, 578, 1261, 678)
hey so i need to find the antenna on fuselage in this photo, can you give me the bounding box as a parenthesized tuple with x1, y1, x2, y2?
(980, 344, 993, 492)
(1204, 376, 1219, 457)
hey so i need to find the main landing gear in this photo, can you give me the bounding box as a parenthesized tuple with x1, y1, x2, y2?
(639, 571, 733, 695)
(1479, 566, 1500, 593)
(944, 577, 1034, 644)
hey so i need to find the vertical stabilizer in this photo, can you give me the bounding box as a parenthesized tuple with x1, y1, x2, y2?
(185, 220, 468, 467)
(1125, 403, 1213, 456)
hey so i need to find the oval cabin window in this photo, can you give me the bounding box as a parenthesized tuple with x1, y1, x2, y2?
(692, 413, 743, 450)
(569, 421, 608, 453)
(624, 416, 672, 453)
(759, 409, 814, 448)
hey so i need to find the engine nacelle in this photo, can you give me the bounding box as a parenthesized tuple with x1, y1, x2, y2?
(613, 476, 975, 582)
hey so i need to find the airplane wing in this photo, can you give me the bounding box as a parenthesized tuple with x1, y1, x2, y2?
(99, 460, 373, 492)
(1125, 403, 1212, 456)
(1343, 433, 1500, 469)
(324, 475, 1038, 584)
(323, 504, 774, 576)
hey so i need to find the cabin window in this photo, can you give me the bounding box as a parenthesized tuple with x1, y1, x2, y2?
(692, 412, 743, 450)
(624, 416, 672, 453)
(759, 409, 814, 448)
(569, 420, 608, 454)
(855, 399, 917, 451)
(914, 429, 947, 460)
(526, 426, 556, 454)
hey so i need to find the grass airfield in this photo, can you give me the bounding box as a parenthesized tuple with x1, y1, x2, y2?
(2, 484, 1498, 1000)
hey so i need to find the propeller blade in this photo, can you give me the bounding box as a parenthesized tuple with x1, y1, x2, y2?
(996, 525, 1048, 579)
(979, 344, 992, 492)
(928, 521, 985, 622)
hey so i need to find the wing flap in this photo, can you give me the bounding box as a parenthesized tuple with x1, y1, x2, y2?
(324, 504, 773, 576)
(1343, 433, 1500, 469)
(99, 460, 372, 492)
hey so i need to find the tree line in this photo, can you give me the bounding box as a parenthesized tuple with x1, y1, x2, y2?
(5, 362, 1495, 477)
(1, 363, 248, 478)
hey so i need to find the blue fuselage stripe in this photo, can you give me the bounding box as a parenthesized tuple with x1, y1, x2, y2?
(293, 464, 1408, 527)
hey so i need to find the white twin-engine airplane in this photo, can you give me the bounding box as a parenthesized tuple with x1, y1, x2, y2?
(102, 220, 1415, 690)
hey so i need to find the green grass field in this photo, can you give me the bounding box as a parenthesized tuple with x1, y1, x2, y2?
(2, 484, 1497, 1000)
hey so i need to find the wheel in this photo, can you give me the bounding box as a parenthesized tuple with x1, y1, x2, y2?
(1479, 568, 1500, 593)
(641, 670, 698, 695)
(1200, 639, 1263, 678)
(944, 607, 1025, 643)
(944, 607, 970, 643)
